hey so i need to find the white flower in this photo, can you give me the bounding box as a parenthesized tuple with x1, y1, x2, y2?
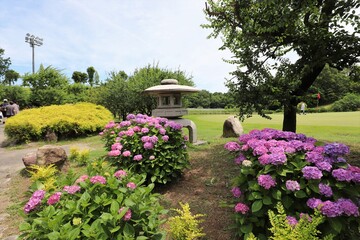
(242, 160, 252, 167)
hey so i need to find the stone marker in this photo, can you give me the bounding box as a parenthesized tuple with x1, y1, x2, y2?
(222, 116, 243, 138)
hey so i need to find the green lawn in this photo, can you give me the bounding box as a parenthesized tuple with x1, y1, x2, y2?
(187, 111, 360, 145)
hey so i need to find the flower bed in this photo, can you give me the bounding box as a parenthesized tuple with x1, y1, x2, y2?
(225, 128, 360, 239)
(19, 170, 166, 239)
(101, 114, 189, 184)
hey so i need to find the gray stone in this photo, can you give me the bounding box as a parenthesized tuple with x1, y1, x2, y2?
(22, 145, 68, 171)
(22, 152, 37, 167)
(222, 116, 243, 138)
(36, 145, 67, 169)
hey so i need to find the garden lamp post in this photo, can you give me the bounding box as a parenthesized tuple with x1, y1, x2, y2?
(25, 33, 43, 74)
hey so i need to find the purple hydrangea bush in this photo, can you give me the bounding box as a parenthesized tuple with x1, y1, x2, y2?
(100, 114, 189, 184)
(225, 128, 360, 239)
(20, 170, 166, 239)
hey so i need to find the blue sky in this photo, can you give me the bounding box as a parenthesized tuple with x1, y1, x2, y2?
(0, 0, 236, 92)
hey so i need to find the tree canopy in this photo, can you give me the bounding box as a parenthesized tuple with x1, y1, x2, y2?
(204, 0, 360, 132)
(0, 48, 11, 80)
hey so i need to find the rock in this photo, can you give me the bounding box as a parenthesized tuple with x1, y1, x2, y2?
(44, 129, 58, 142)
(222, 116, 243, 138)
(22, 145, 68, 171)
(36, 145, 67, 170)
(22, 152, 37, 167)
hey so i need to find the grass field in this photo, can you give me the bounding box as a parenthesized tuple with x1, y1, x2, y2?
(187, 111, 360, 145)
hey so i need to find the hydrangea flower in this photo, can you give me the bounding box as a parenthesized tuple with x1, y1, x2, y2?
(47, 192, 62, 205)
(319, 183, 333, 197)
(141, 127, 149, 133)
(108, 150, 121, 157)
(75, 175, 89, 184)
(143, 142, 154, 150)
(242, 160, 252, 167)
(24, 190, 46, 213)
(307, 198, 322, 209)
(90, 175, 107, 184)
(285, 180, 300, 191)
(224, 142, 241, 151)
(302, 166, 323, 180)
(114, 170, 127, 179)
(336, 198, 359, 217)
(127, 182, 137, 189)
(231, 187, 242, 198)
(257, 174, 277, 189)
(286, 216, 298, 226)
(324, 143, 350, 157)
(162, 135, 169, 142)
(122, 150, 131, 157)
(63, 185, 81, 194)
(234, 203, 249, 214)
(332, 168, 352, 182)
(118, 207, 132, 221)
(133, 154, 143, 161)
(321, 200, 341, 217)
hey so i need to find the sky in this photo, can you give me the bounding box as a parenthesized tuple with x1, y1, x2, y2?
(0, 0, 236, 93)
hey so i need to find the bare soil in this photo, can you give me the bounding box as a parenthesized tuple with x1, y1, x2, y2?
(156, 143, 239, 240)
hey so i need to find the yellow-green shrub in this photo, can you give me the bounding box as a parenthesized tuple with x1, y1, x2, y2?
(5, 102, 113, 142)
(69, 146, 90, 166)
(168, 202, 206, 240)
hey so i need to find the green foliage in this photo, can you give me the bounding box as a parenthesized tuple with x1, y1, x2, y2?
(203, 0, 360, 131)
(4, 102, 113, 142)
(4, 69, 20, 85)
(331, 93, 360, 112)
(96, 63, 193, 120)
(87, 66, 99, 87)
(19, 170, 167, 239)
(101, 114, 190, 184)
(267, 202, 333, 240)
(0, 48, 11, 80)
(0, 85, 31, 108)
(72, 71, 88, 84)
(69, 147, 90, 166)
(22, 65, 70, 106)
(27, 164, 58, 191)
(168, 202, 206, 240)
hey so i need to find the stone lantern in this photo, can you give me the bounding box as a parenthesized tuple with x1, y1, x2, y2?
(143, 79, 200, 143)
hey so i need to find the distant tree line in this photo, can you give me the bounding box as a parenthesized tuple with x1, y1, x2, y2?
(0, 47, 359, 120)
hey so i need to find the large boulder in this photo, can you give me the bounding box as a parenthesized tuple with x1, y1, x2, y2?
(222, 116, 243, 138)
(22, 145, 68, 171)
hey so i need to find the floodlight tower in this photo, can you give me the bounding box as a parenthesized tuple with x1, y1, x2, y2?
(25, 33, 43, 73)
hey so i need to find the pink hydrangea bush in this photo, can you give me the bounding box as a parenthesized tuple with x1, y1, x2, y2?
(100, 114, 190, 184)
(225, 128, 359, 239)
(19, 170, 166, 239)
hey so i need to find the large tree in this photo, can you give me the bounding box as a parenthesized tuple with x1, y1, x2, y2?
(204, 0, 360, 132)
(3, 69, 20, 85)
(0, 48, 11, 81)
(22, 65, 70, 106)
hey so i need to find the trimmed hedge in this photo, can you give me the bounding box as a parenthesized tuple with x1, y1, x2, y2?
(4, 102, 113, 142)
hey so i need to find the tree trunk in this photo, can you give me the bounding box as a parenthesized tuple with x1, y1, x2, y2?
(282, 103, 297, 132)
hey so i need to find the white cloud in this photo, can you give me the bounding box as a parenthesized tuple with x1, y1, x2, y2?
(0, 0, 235, 92)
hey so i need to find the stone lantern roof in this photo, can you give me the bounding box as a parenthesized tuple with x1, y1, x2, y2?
(143, 79, 200, 94)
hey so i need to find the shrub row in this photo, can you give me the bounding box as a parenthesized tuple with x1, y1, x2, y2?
(4, 102, 113, 142)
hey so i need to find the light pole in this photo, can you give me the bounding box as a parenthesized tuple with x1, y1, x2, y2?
(25, 33, 43, 74)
